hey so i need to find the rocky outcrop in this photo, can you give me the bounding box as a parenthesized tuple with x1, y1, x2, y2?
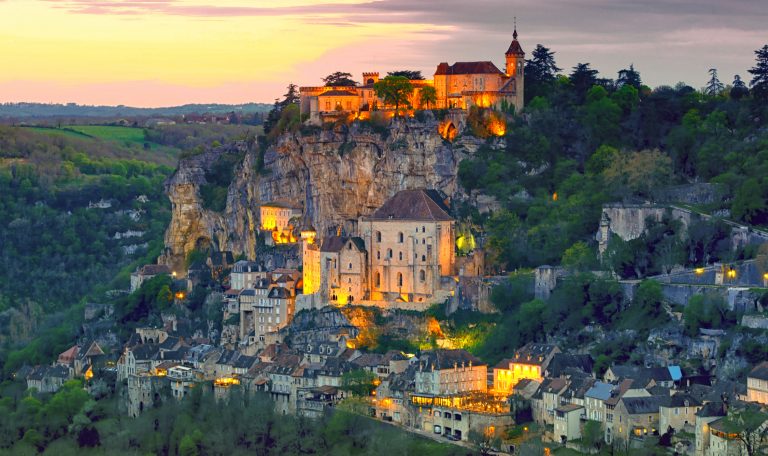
(161, 116, 486, 272)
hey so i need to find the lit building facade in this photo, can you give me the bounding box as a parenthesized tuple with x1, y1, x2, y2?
(260, 202, 302, 244)
(493, 343, 560, 393)
(298, 31, 525, 123)
(747, 361, 768, 404)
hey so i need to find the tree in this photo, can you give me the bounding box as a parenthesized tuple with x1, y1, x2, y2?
(468, 427, 502, 456)
(561, 241, 596, 271)
(280, 83, 300, 107)
(748, 44, 768, 100)
(419, 85, 437, 109)
(341, 369, 377, 397)
(524, 44, 561, 102)
(722, 408, 768, 456)
(387, 70, 424, 80)
(581, 420, 603, 453)
(617, 64, 642, 89)
(704, 68, 725, 96)
(322, 71, 357, 87)
(602, 149, 673, 199)
(569, 63, 599, 99)
(373, 75, 414, 116)
(731, 74, 749, 100)
(732, 178, 768, 225)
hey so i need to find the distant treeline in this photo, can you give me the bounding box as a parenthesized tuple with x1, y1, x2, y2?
(0, 102, 272, 118)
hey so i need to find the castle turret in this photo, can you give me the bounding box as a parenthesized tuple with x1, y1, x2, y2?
(362, 72, 379, 85)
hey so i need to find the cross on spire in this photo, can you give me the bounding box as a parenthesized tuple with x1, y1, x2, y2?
(513, 16, 518, 40)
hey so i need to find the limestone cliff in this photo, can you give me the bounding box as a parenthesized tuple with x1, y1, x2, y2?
(160, 115, 489, 272)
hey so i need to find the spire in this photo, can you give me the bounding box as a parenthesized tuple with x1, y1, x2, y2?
(513, 16, 518, 40)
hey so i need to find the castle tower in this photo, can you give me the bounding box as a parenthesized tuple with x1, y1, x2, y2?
(362, 72, 379, 85)
(505, 23, 525, 111)
(300, 224, 320, 295)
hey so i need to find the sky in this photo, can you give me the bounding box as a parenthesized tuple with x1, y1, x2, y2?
(0, 0, 765, 107)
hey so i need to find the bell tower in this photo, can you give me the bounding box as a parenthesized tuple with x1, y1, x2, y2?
(504, 18, 525, 112)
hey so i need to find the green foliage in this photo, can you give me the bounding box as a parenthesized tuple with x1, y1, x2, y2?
(373, 75, 414, 115)
(682, 293, 734, 336)
(341, 369, 377, 397)
(199, 151, 244, 212)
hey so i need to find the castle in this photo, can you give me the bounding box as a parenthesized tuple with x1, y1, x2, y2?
(300, 189, 456, 311)
(299, 29, 525, 124)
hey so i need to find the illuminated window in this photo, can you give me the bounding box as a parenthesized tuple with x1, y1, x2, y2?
(325, 101, 330, 110)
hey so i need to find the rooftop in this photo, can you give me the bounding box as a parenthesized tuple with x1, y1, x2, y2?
(369, 189, 452, 222)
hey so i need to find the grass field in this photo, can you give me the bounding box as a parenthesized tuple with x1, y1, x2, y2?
(63, 125, 147, 143)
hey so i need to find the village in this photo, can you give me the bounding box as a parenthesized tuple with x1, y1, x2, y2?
(17, 182, 768, 455)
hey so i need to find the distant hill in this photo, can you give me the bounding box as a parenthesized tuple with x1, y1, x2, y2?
(0, 102, 272, 118)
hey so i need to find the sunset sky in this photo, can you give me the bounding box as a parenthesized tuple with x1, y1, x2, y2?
(1, 0, 766, 107)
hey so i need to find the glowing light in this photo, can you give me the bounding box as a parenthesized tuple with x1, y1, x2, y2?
(695, 268, 705, 275)
(84, 366, 94, 380)
(727, 269, 737, 279)
(438, 121, 457, 142)
(488, 118, 506, 136)
(175, 292, 185, 300)
(763, 272, 768, 280)
(346, 340, 356, 349)
(214, 377, 240, 387)
(172, 271, 177, 278)
(552, 192, 558, 202)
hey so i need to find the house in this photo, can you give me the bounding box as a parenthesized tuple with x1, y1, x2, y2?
(747, 361, 768, 405)
(613, 396, 663, 445)
(545, 353, 594, 378)
(695, 401, 728, 456)
(130, 264, 171, 292)
(414, 349, 486, 396)
(584, 381, 615, 423)
(659, 392, 702, 434)
(494, 343, 560, 393)
(318, 236, 368, 305)
(531, 377, 568, 425)
(168, 365, 199, 400)
(26, 365, 70, 393)
(230, 260, 266, 290)
(554, 403, 584, 444)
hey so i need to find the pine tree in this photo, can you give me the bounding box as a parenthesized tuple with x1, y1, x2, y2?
(569, 63, 599, 99)
(523, 44, 561, 103)
(748, 44, 768, 100)
(280, 83, 300, 108)
(704, 68, 724, 96)
(731, 75, 749, 100)
(617, 64, 642, 89)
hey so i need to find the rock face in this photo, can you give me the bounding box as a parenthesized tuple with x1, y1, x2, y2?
(161, 116, 482, 272)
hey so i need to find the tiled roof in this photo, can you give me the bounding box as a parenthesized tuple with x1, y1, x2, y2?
(369, 189, 452, 221)
(434, 61, 504, 76)
(750, 361, 768, 381)
(418, 349, 484, 371)
(138, 264, 171, 275)
(621, 396, 664, 415)
(505, 39, 525, 56)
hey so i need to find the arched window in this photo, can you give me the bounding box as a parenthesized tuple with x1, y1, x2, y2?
(399, 251, 403, 261)
(377, 251, 381, 260)
(419, 270, 426, 282)
(348, 262, 352, 269)
(422, 255, 426, 262)
(375, 231, 382, 242)
(422, 238, 425, 244)
(397, 273, 403, 287)
(422, 226, 426, 233)
(398, 232, 404, 243)
(375, 272, 381, 287)
(387, 249, 393, 258)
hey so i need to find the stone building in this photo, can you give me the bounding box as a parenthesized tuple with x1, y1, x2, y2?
(298, 30, 525, 122)
(301, 189, 455, 309)
(414, 349, 486, 396)
(493, 343, 560, 393)
(130, 264, 171, 292)
(747, 361, 768, 405)
(360, 189, 455, 304)
(260, 202, 302, 245)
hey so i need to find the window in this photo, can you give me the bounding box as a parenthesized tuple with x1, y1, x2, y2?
(387, 249, 392, 258)
(375, 231, 381, 242)
(346, 101, 352, 110)
(375, 272, 381, 287)
(399, 252, 403, 261)
(422, 238, 425, 244)
(398, 232, 404, 243)
(397, 273, 403, 287)
(422, 226, 425, 233)
(325, 101, 330, 110)
(422, 255, 426, 262)
(377, 251, 380, 260)
(419, 270, 425, 282)
(348, 262, 353, 269)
